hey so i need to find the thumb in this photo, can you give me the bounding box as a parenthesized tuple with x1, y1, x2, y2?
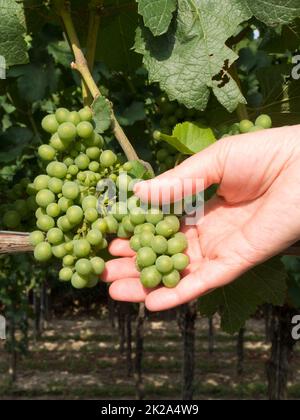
(134, 141, 223, 205)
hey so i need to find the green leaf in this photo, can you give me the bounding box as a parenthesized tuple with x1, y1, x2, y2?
(8, 64, 49, 103)
(0, 0, 29, 66)
(135, 0, 250, 112)
(137, 0, 177, 36)
(248, 0, 300, 26)
(199, 258, 288, 334)
(127, 160, 153, 180)
(117, 101, 146, 126)
(91, 96, 112, 134)
(0, 126, 33, 164)
(159, 122, 216, 155)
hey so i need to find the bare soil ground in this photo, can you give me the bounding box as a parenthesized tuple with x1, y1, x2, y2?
(0, 316, 299, 400)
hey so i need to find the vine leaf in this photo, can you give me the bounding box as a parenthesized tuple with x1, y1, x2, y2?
(0, 0, 28, 66)
(248, 0, 300, 26)
(91, 96, 112, 134)
(159, 122, 216, 155)
(135, 0, 250, 111)
(137, 0, 177, 36)
(199, 258, 288, 334)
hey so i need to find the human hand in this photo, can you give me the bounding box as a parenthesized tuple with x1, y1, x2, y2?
(103, 125, 300, 311)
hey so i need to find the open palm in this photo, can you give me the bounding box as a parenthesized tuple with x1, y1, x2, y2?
(102, 126, 300, 311)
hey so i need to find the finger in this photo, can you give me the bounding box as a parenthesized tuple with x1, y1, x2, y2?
(109, 278, 151, 303)
(145, 258, 244, 311)
(108, 239, 135, 257)
(101, 258, 139, 283)
(134, 142, 222, 204)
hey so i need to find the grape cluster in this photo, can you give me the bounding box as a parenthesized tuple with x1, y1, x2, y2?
(126, 206, 190, 288)
(219, 114, 273, 138)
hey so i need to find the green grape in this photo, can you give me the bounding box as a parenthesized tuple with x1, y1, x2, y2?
(34, 175, 50, 191)
(34, 242, 52, 262)
(123, 162, 133, 172)
(174, 232, 188, 249)
(47, 227, 64, 245)
(140, 231, 155, 247)
(117, 224, 131, 239)
(122, 216, 135, 233)
(50, 133, 69, 152)
(91, 257, 105, 275)
(29, 231, 45, 246)
(27, 196, 38, 211)
(155, 221, 173, 238)
(2, 210, 20, 229)
(249, 126, 263, 133)
(79, 106, 93, 122)
(73, 239, 91, 258)
(156, 149, 169, 162)
(140, 266, 162, 288)
(64, 241, 74, 253)
(59, 267, 73, 282)
(255, 114, 272, 129)
(68, 165, 79, 176)
(66, 205, 83, 225)
(127, 195, 140, 210)
(75, 258, 92, 276)
(63, 157, 74, 167)
(15, 200, 29, 219)
(77, 121, 94, 139)
(109, 174, 117, 182)
(52, 244, 67, 259)
(75, 154, 90, 170)
(100, 150, 117, 167)
(146, 208, 164, 225)
(36, 189, 55, 208)
(116, 174, 132, 192)
(58, 122, 77, 142)
(63, 255, 75, 266)
(110, 202, 127, 222)
(89, 161, 100, 172)
(86, 275, 99, 288)
(87, 229, 103, 245)
(156, 255, 174, 274)
(130, 235, 142, 252)
(162, 270, 180, 288)
(58, 197, 73, 212)
(62, 181, 79, 200)
(27, 183, 37, 196)
(55, 108, 70, 124)
(167, 237, 187, 255)
(92, 218, 107, 234)
(48, 177, 63, 194)
(57, 216, 73, 232)
(151, 235, 168, 254)
(82, 195, 97, 211)
(137, 247, 157, 268)
(164, 215, 180, 233)
(41, 114, 59, 134)
(46, 162, 68, 179)
(171, 253, 189, 271)
(130, 207, 146, 225)
(36, 207, 46, 219)
(37, 215, 55, 231)
(38, 144, 56, 161)
(86, 147, 101, 160)
(85, 208, 98, 222)
(98, 238, 108, 250)
(68, 111, 81, 126)
(71, 272, 88, 289)
(239, 119, 254, 133)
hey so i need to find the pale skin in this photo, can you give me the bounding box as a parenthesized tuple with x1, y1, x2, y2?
(102, 125, 300, 311)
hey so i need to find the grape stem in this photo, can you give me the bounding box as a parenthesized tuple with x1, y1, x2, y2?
(59, 3, 139, 162)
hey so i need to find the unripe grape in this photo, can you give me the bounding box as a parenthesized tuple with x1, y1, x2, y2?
(155, 221, 173, 238)
(34, 242, 52, 262)
(117, 224, 131, 239)
(36, 189, 55, 208)
(91, 257, 105, 275)
(89, 161, 100, 172)
(130, 235, 142, 252)
(151, 235, 168, 254)
(92, 218, 107, 233)
(79, 106, 93, 122)
(123, 162, 133, 172)
(63, 157, 74, 167)
(50, 133, 69, 152)
(141, 223, 156, 234)
(2, 211, 19, 229)
(62, 181, 79, 200)
(29, 231, 45, 246)
(41, 114, 59, 134)
(75, 258, 92, 276)
(63, 255, 75, 266)
(73, 239, 91, 258)
(59, 267, 73, 282)
(46, 162, 67, 179)
(58, 197, 73, 212)
(34, 175, 50, 191)
(77, 121, 94, 139)
(84, 208, 98, 223)
(130, 207, 146, 225)
(140, 231, 155, 247)
(116, 174, 132, 192)
(122, 216, 135, 233)
(164, 215, 180, 234)
(137, 247, 157, 268)
(87, 229, 103, 245)
(58, 122, 77, 142)
(86, 275, 99, 288)
(71, 272, 88, 289)
(255, 114, 272, 129)
(48, 177, 63, 194)
(52, 243, 67, 259)
(110, 202, 127, 222)
(38, 144, 56, 161)
(162, 270, 180, 288)
(146, 208, 164, 225)
(156, 149, 168, 162)
(100, 150, 117, 167)
(239, 119, 254, 133)
(64, 241, 74, 253)
(68, 111, 81, 126)
(47, 227, 64, 245)
(68, 165, 79, 176)
(57, 215, 73, 232)
(167, 237, 187, 255)
(82, 195, 97, 211)
(75, 154, 90, 170)
(66, 205, 83, 225)
(140, 266, 162, 288)
(86, 147, 101, 160)
(156, 255, 173, 274)
(171, 253, 189, 271)
(37, 215, 55, 231)
(55, 108, 70, 124)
